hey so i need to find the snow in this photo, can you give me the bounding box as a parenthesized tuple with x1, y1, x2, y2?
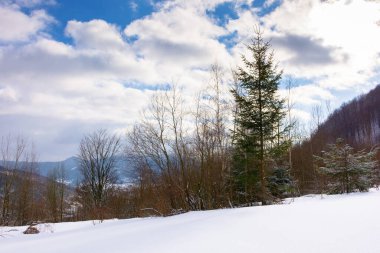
(2, 189, 380, 253)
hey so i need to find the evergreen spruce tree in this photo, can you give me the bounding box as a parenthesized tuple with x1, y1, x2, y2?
(231, 29, 287, 204)
(315, 138, 378, 194)
(267, 166, 295, 199)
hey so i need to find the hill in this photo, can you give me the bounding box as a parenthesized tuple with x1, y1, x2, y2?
(315, 85, 380, 147)
(36, 157, 80, 186)
(0, 165, 53, 190)
(35, 156, 135, 186)
(292, 85, 380, 193)
(1, 189, 380, 253)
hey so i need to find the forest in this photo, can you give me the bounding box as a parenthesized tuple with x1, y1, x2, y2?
(1, 31, 379, 226)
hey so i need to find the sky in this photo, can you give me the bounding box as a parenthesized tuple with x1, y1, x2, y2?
(0, 0, 379, 161)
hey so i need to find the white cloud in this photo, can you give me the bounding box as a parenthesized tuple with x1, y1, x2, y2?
(124, 2, 236, 94)
(226, 0, 380, 123)
(0, 1, 241, 159)
(264, 0, 279, 8)
(155, 0, 251, 13)
(129, 1, 138, 12)
(0, 86, 19, 103)
(0, 5, 53, 42)
(5, 0, 56, 8)
(289, 84, 334, 106)
(262, 0, 380, 89)
(0, 5, 232, 159)
(66, 20, 126, 51)
(226, 0, 380, 90)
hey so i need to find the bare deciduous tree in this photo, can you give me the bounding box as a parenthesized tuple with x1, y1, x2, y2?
(1, 135, 26, 225)
(0, 135, 39, 225)
(127, 85, 190, 213)
(193, 63, 231, 209)
(78, 129, 121, 219)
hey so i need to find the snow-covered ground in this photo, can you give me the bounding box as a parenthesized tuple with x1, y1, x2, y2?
(2, 189, 380, 253)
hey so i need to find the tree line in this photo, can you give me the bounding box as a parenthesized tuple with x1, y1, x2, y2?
(0, 135, 67, 225)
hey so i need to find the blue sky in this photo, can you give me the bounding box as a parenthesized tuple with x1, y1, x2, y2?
(15, 0, 281, 47)
(46, 0, 157, 43)
(0, 0, 379, 160)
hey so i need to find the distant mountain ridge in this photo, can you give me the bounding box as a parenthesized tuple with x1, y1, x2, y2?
(38, 156, 134, 186)
(36, 157, 81, 186)
(27, 156, 134, 186)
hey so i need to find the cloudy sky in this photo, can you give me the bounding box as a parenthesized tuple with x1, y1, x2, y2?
(0, 0, 379, 161)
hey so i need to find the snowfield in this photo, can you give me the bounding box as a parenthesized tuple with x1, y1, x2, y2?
(2, 189, 380, 253)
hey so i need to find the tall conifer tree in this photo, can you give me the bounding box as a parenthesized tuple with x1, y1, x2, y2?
(231, 29, 286, 204)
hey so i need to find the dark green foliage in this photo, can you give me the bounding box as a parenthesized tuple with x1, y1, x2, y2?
(268, 167, 295, 198)
(231, 29, 288, 204)
(315, 138, 378, 194)
(231, 152, 260, 204)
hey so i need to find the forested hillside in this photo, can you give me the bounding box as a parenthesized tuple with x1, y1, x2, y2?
(292, 85, 380, 193)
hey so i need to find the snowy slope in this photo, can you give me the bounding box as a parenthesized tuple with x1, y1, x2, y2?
(2, 189, 380, 253)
